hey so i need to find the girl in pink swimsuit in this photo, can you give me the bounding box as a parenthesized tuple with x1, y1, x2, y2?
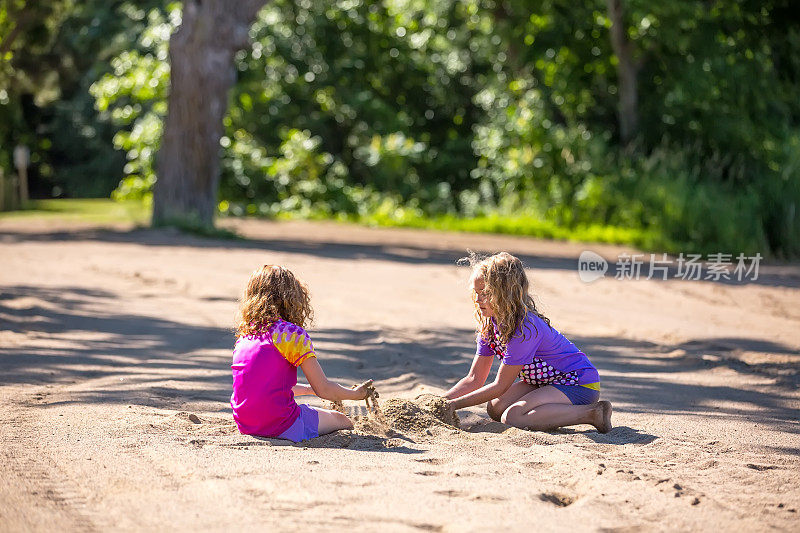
(231, 265, 371, 442)
(445, 252, 613, 433)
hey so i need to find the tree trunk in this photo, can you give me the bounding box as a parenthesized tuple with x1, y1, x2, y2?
(606, 0, 639, 146)
(152, 0, 267, 229)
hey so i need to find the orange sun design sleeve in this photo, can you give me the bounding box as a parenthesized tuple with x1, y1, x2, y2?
(270, 322, 317, 366)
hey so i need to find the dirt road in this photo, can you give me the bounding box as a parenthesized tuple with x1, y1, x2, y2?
(1, 218, 798, 531)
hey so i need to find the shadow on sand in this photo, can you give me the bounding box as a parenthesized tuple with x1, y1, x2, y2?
(2, 225, 798, 288)
(1, 225, 798, 448)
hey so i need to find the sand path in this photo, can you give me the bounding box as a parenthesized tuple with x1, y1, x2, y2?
(1, 218, 798, 531)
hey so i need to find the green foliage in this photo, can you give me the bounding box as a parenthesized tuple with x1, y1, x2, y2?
(90, 6, 175, 202)
(220, 128, 365, 218)
(0, 0, 167, 198)
(221, 0, 496, 213)
(7, 0, 800, 256)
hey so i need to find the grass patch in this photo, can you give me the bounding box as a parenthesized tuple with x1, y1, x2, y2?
(155, 216, 242, 240)
(0, 199, 150, 225)
(362, 213, 670, 252)
(3, 199, 667, 252)
(269, 210, 664, 252)
(1, 199, 241, 240)
(362, 212, 654, 246)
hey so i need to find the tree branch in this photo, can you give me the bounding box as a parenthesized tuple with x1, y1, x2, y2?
(0, 5, 33, 57)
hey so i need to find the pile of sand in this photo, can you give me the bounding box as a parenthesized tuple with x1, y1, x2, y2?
(351, 416, 394, 436)
(378, 394, 459, 433)
(413, 394, 460, 427)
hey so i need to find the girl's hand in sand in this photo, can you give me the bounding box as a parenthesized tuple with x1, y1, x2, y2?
(300, 358, 373, 402)
(350, 379, 374, 401)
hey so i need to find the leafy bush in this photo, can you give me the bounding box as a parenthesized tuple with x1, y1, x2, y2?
(86, 0, 800, 257)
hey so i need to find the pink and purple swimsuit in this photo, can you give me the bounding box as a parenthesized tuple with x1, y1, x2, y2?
(231, 320, 317, 437)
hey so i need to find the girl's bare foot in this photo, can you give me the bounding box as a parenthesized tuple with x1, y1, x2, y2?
(593, 401, 613, 433)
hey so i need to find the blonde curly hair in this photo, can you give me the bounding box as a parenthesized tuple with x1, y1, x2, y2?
(466, 251, 551, 345)
(236, 265, 314, 337)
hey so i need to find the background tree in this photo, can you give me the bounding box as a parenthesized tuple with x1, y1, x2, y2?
(605, 0, 638, 145)
(152, 0, 267, 228)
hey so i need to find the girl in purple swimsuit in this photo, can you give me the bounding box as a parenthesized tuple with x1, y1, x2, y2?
(445, 252, 613, 433)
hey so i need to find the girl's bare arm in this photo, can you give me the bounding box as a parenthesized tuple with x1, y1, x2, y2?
(448, 363, 521, 409)
(291, 383, 315, 396)
(444, 354, 493, 400)
(300, 357, 370, 401)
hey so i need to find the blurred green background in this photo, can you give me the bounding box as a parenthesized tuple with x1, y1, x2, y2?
(2, 0, 799, 256)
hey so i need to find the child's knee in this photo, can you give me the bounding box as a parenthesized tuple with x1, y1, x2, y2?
(316, 409, 353, 435)
(337, 412, 354, 430)
(486, 400, 503, 421)
(328, 410, 353, 431)
(500, 404, 523, 426)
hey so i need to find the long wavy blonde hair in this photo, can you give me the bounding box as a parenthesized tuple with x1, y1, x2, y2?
(466, 251, 551, 345)
(236, 265, 314, 337)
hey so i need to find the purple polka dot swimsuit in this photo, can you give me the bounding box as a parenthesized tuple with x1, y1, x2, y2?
(477, 312, 599, 388)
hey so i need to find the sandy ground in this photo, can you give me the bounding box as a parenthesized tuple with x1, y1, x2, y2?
(1, 217, 799, 532)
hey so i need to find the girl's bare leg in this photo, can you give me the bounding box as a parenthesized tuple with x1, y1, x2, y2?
(311, 406, 354, 435)
(487, 380, 537, 421)
(500, 386, 612, 433)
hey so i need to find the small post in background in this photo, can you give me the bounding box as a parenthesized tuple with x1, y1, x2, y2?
(14, 144, 30, 206)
